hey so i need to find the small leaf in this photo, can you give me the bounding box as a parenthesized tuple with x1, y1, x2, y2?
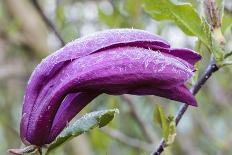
(154, 105, 176, 146)
(142, 0, 211, 48)
(97, 109, 118, 127)
(154, 105, 168, 142)
(165, 116, 176, 146)
(46, 109, 119, 155)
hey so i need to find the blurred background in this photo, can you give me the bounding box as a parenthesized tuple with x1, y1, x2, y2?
(0, 0, 232, 155)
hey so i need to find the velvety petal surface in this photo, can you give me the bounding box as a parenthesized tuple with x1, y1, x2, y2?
(21, 29, 170, 144)
(20, 29, 201, 146)
(27, 47, 196, 144)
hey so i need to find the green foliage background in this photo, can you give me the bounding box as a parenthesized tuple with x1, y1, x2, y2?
(0, 0, 232, 155)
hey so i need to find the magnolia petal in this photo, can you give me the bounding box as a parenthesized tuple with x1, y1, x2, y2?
(170, 48, 201, 65)
(27, 47, 195, 144)
(21, 29, 170, 144)
(143, 44, 201, 66)
(20, 29, 201, 146)
(129, 85, 196, 106)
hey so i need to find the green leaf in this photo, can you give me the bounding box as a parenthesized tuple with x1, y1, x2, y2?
(154, 105, 176, 146)
(46, 109, 119, 155)
(154, 105, 168, 142)
(166, 116, 176, 146)
(142, 0, 211, 47)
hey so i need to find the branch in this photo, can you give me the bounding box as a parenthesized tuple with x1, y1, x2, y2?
(31, 0, 65, 46)
(122, 95, 157, 143)
(151, 60, 219, 155)
(101, 127, 153, 152)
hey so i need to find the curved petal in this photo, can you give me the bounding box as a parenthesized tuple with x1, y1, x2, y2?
(26, 47, 195, 144)
(142, 44, 201, 66)
(129, 85, 197, 106)
(21, 29, 170, 144)
(21, 29, 201, 146)
(170, 48, 201, 65)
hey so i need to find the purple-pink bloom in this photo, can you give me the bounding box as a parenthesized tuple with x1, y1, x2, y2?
(20, 29, 201, 146)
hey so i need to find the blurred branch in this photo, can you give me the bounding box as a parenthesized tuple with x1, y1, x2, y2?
(3, 0, 49, 57)
(122, 95, 156, 144)
(101, 127, 153, 152)
(152, 60, 219, 155)
(31, 0, 65, 46)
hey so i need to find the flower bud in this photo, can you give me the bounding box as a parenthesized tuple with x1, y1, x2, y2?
(20, 29, 201, 145)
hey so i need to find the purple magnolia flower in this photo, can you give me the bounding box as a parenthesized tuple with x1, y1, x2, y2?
(20, 29, 201, 146)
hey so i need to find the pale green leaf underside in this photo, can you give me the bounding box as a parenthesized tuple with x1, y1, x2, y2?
(155, 105, 169, 142)
(46, 109, 119, 154)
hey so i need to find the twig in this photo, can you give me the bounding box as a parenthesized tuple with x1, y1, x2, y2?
(101, 127, 153, 152)
(122, 95, 156, 143)
(151, 60, 219, 155)
(31, 0, 65, 46)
